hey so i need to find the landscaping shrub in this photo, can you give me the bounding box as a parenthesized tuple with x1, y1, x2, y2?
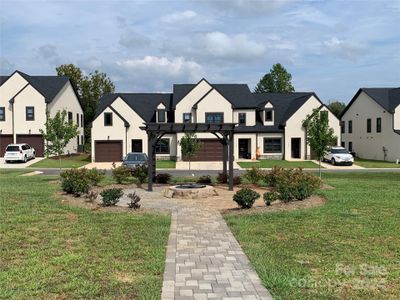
(84, 191, 98, 203)
(264, 166, 284, 187)
(217, 172, 228, 184)
(100, 188, 123, 206)
(263, 191, 279, 206)
(86, 168, 105, 186)
(132, 165, 148, 184)
(60, 168, 90, 196)
(217, 173, 241, 185)
(127, 192, 141, 209)
(155, 173, 171, 184)
(197, 175, 212, 184)
(112, 165, 131, 184)
(274, 168, 322, 202)
(233, 188, 260, 209)
(244, 167, 263, 185)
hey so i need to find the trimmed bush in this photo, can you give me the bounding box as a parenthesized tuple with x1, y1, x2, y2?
(127, 192, 141, 209)
(60, 168, 90, 196)
(197, 175, 212, 185)
(100, 188, 123, 206)
(217, 172, 228, 184)
(86, 168, 105, 186)
(112, 165, 131, 184)
(233, 188, 260, 209)
(264, 166, 284, 187)
(244, 167, 263, 185)
(132, 165, 148, 184)
(263, 191, 279, 206)
(155, 173, 171, 184)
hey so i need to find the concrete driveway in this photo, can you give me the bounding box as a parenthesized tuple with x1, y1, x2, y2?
(312, 160, 365, 170)
(0, 157, 44, 169)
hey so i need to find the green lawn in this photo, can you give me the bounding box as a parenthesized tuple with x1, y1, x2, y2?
(238, 159, 319, 169)
(0, 170, 170, 299)
(156, 160, 176, 169)
(29, 154, 91, 169)
(355, 158, 400, 168)
(225, 172, 400, 299)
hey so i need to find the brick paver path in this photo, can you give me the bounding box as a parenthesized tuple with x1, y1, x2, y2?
(161, 205, 273, 300)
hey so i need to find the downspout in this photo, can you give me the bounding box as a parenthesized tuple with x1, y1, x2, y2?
(10, 98, 15, 143)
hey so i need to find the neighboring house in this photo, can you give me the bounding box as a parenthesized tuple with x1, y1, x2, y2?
(0, 70, 84, 157)
(91, 78, 340, 162)
(341, 88, 400, 162)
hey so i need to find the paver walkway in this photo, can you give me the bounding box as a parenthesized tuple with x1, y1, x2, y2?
(161, 204, 273, 300)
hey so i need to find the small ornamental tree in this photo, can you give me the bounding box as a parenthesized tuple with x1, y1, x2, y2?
(39, 110, 79, 169)
(179, 133, 202, 170)
(303, 108, 337, 178)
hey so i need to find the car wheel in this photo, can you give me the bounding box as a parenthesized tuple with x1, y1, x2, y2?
(32, 152, 36, 159)
(23, 155, 27, 163)
(5, 160, 10, 164)
(331, 158, 336, 165)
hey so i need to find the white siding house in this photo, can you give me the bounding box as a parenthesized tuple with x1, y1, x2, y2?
(341, 88, 400, 162)
(0, 70, 84, 157)
(90, 78, 341, 162)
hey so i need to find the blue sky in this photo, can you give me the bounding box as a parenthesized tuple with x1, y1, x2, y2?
(0, 0, 399, 103)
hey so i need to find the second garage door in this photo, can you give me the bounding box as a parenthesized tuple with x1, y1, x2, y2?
(95, 141, 123, 162)
(0, 135, 13, 157)
(183, 139, 223, 161)
(16, 135, 45, 157)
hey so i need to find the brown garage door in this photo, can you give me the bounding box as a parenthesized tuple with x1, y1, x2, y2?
(95, 141, 123, 162)
(16, 135, 45, 157)
(183, 139, 223, 161)
(0, 135, 13, 157)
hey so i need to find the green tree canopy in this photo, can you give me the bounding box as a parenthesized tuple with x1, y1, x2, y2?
(327, 101, 346, 118)
(56, 64, 115, 141)
(254, 63, 295, 93)
(179, 133, 202, 170)
(303, 108, 337, 178)
(39, 110, 79, 169)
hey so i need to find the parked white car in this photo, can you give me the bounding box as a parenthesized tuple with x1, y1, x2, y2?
(323, 146, 354, 166)
(4, 144, 36, 163)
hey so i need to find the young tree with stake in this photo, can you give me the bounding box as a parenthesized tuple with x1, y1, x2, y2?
(179, 133, 202, 171)
(39, 110, 79, 169)
(303, 108, 337, 178)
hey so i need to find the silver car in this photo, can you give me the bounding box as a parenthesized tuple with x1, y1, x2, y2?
(323, 146, 354, 166)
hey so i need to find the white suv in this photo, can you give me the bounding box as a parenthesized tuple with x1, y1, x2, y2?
(323, 146, 354, 166)
(4, 144, 36, 163)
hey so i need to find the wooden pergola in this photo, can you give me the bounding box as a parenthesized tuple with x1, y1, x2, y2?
(140, 123, 237, 191)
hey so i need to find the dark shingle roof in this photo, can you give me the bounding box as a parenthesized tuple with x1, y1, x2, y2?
(173, 82, 255, 108)
(341, 87, 400, 118)
(94, 93, 173, 123)
(1, 71, 70, 103)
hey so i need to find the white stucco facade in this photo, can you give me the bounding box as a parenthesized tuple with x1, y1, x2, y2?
(341, 91, 400, 162)
(0, 71, 84, 156)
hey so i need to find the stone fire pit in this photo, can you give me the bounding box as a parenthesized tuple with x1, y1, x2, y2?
(163, 184, 218, 199)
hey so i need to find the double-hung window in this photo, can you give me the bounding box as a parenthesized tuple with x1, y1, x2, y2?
(205, 113, 224, 124)
(26, 107, 35, 121)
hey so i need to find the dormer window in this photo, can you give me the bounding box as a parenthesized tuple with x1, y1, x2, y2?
(183, 113, 192, 123)
(265, 109, 273, 122)
(239, 113, 246, 125)
(157, 110, 166, 123)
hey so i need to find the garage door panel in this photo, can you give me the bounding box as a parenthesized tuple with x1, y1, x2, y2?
(95, 141, 123, 162)
(16, 135, 45, 157)
(183, 139, 223, 161)
(0, 135, 13, 157)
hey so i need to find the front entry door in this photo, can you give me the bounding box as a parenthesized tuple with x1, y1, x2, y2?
(291, 138, 301, 159)
(238, 139, 250, 159)
(131, 139, 143, 152)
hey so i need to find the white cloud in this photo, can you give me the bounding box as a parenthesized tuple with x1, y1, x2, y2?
(0, 58, 15, 73)
(114, 56, 205, 91)
(323, 37, 368, 60)
(160, 10, 197, 23)
(36, 44, 63, 65)
(203, 32, 266, 60)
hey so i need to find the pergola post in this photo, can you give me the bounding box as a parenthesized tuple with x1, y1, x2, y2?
(147, 133, 154, 191)
(222, 138, 228, 177)
(228, 132, 234, 191)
